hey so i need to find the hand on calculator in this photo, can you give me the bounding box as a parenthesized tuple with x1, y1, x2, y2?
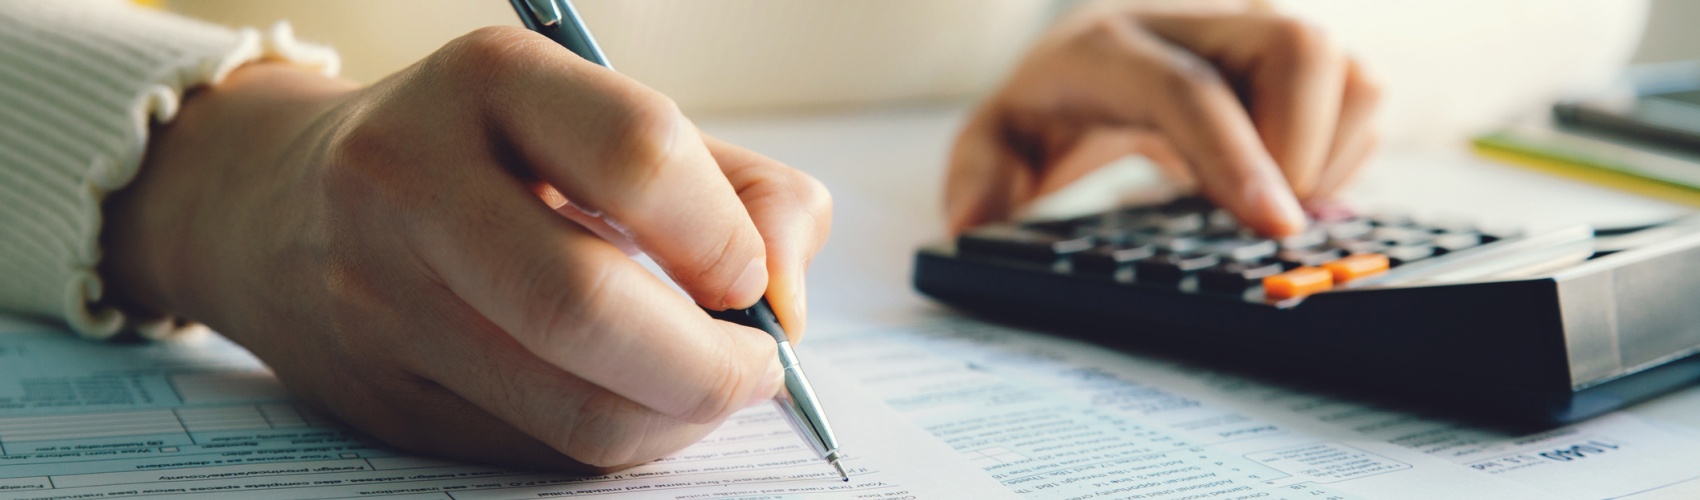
(945, 4, 1381, 237)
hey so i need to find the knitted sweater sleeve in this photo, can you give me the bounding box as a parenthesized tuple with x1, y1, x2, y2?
(0, 0, 337, 339)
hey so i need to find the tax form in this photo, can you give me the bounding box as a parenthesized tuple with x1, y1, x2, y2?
(7, 309, 1700, 500)
(0, 320, 1011, 500)
(804, 315, 1700, 500)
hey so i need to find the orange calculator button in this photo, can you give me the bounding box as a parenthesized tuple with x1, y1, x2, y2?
(1263, 267, 1333, 299)
(1323, 254, 1390, 283)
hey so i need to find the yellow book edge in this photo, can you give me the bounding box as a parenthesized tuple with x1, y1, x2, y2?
(1471, 139, 1700, 208)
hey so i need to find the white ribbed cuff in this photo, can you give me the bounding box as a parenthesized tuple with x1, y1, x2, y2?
(0, 0, 338, 340)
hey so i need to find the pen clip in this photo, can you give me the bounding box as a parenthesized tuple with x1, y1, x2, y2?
(522, 0, 564, 27)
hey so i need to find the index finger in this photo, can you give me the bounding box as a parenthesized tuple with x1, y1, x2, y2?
(403, 154, 782, 425)
(463, 27, 769, 311)
(1143, 13, 1349, 199)
(1055, 17, 1306, 235)
(704, 136, 833, 342)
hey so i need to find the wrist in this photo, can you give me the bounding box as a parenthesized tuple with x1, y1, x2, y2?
(101, 62, 358, 328)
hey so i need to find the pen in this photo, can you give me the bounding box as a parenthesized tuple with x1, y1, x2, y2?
(704, 298, 849, 482)
(506, 0, 849, 482)
(508, 0, 609, 68)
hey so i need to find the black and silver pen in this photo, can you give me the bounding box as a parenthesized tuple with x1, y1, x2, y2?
(705, 298, 848, 481)
(506, 0, 849, 482)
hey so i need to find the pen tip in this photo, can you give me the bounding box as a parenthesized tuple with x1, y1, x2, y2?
(831, 458, 849, 482)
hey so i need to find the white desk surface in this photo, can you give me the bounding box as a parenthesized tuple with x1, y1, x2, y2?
(694, 103, 1700, 431)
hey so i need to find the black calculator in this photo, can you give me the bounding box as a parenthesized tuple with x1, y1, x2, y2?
(913, 196, 1700, 426)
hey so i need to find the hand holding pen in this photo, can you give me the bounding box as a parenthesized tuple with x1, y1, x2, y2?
(509, 0, 848, 479)
(112, 6, 832, 479)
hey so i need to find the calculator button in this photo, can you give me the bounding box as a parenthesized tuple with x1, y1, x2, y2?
(1369, 211, 1415, 227)
(958, 225, 1094, 262)
(1210, 238, 1279, 263)
(1433, 232, 1482, 253)
(1374, 227, 1433, 247)
(1423, 218, 1476, 235)
(1199, 261, 1285, 291)
(1134, 253, 1221, 284)
(1151, 234, 1205, 253)
(1073, 243, 1157, 275)
(1278, 227, 1328, 250)
(1264, 267, 1333, 299)
(1371, 226, 1418, 240)
(1157, 212, 1205, 234)
(1308, 204, 1358, 223)
(1478, 225, 1524, 244)
(1333, 239, 1387, 255)
(1323, 220, 1373, 240)
(1385, 244, 1436, 266)
(1206, 209, 1240, 232)
(1122, 210, 1171, 230)
(1075, 225, 1137, 245)
(1322, 253, 1389, 282)
(1277, 248, 1344, 269)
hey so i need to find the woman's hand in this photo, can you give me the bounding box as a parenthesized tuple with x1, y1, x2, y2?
(102, 26, 831, 472)
(947, 4, 1380, 236)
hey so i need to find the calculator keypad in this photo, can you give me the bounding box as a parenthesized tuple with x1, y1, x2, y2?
(954, 197, 1499, 301)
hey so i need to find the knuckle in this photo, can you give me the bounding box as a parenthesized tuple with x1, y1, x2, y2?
(795, 171, 834, 232)
(800, 172, 833, 215)
(1080, 16, 1126, 43)
(1069, 16, 1139, 59)
(433, 26, 548, 92)
(1260, 17, 1338, 71)
(598, 93, 688, 192)
(746, 167, 835, 232)
(441, 26, 542, 72)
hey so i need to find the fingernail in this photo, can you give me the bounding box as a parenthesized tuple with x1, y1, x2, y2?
(745, 355, 784, 409)
(724, 257, 767, 309)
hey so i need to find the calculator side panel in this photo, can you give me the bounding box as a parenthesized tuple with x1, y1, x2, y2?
(1554, 229, 1700, 390)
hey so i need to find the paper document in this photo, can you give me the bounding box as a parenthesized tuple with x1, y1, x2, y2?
(0, 324, 1011, 500)
(805, 315, 1700, 500)
(6, 311, 1700, 500)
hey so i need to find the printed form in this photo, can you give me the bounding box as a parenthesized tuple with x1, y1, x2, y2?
(6, 311, 1700, 500)
(0, 322, 1011, 500)
(804, 315, 1700, 500)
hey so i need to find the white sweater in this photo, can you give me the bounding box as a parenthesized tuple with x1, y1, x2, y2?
(0, 0, 335, 339)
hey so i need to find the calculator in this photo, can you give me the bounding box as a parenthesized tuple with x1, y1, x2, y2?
(913, 197, 1700, 426)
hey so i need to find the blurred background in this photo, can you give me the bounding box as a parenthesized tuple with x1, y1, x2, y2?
(164, 0, 1700, 150)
